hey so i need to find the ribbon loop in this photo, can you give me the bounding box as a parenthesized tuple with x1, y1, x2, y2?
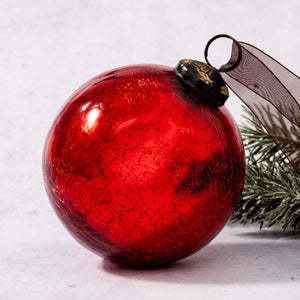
(218, 39, 300, 174)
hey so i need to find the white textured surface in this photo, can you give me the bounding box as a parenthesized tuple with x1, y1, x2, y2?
(1, 0, 300, 299)
(2, 217, 300, 300)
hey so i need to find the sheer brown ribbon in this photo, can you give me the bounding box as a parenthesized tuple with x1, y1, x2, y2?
(212, 38, 300, 174)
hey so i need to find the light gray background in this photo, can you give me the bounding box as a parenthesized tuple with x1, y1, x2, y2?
(1, 0, 300, 299)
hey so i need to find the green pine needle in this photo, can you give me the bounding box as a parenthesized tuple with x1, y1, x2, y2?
(231, 106, 300, 230)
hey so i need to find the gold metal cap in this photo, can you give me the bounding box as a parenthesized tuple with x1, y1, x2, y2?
(174, 59, 229, 106)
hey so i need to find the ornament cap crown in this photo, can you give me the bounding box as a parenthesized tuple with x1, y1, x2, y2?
(174, 59, 229, 106)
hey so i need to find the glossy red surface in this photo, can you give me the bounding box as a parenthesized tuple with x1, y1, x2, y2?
(43, 65, 245, 267)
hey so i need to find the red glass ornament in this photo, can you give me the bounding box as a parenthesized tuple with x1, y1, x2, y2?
(43, 64, 245, 267)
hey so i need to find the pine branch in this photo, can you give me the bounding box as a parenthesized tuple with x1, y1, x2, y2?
(231, 107, 300, 230)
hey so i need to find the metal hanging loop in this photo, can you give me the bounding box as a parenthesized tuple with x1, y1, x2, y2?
(204, 34, 242, 72)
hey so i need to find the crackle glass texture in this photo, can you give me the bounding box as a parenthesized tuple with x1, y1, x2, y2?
(43, 65, 245, 267)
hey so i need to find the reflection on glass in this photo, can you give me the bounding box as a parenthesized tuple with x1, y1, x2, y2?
(82, 103, 104, 133)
